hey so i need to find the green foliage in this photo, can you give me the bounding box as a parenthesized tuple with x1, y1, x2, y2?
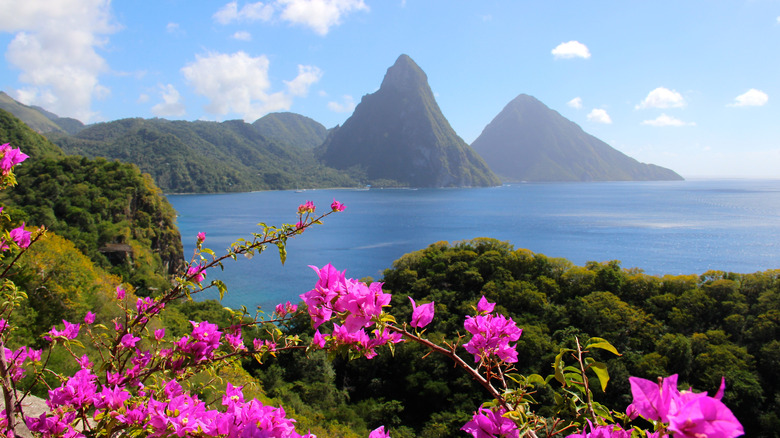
(50, 117, 360, 193)
(267, 238, 776, 436)
(0, 155, 183, 293)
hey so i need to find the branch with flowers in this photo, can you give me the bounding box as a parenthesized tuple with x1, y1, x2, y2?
(0, 141, 745, 438)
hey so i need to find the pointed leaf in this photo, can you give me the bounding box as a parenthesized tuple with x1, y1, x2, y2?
(590, 361, 610, 391)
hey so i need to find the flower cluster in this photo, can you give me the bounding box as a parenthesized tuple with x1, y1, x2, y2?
(0, 143, 28, 175)
(463, 296, 523, 364)
(300, 264, 402, 358)
(28, 376, 314, 438)
(626, 374, 743, 438)
(462, 406, 519, 438)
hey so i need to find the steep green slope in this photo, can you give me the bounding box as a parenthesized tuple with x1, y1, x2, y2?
(471, 94, 683, 181)
(318, 55, 501, 188)
(53, 117, 359, 193)
(253, 112, 329, 149)
(0, 92, 84, 134)
(0, 109, 65, 159)
(0, 111, 183, 293)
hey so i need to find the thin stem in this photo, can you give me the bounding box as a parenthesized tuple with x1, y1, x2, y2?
(384, 324, 512, 413)
(575, 337, 598, 423)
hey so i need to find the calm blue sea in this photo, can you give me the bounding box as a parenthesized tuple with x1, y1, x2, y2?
(167, 179, 780, 311)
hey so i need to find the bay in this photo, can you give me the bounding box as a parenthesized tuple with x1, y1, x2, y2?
(167, 179, 780, 312)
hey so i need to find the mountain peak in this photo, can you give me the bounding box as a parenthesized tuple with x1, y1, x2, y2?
(318, 55, 500, 187)
(380, 54, 428, 92)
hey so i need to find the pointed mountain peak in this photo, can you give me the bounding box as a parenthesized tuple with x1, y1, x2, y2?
(318, 55, 500, 188)
(380, 54, 428, 92)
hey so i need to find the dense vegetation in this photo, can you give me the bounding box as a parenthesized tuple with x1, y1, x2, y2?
(47, 117, 360, 193)
(261, 238, 778, 436)
(0, 109, 183, 294)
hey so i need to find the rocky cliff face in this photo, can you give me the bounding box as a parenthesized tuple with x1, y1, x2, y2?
(471, 94, 683, 181)
(318, 55, 500, 187)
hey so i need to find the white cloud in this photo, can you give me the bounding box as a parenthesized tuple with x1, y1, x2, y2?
(327, 95, 355, 113)
(729, 88, 768, 107)
(182, 51, 321, 121)
(232, 31, 253, 41)
(214, 1, 274, 24)
(587, 108, 612, 124)
(284, 65, 322, 96)
(641, 113, 695, 127)
(276, 0, 369, 35)
(151, 84, 186, 117)
(567, 97, 583, 110)
(0, 0, 118, 122)
(636, 87, 686, 109)
(166, 22, 180, 34)
(137, 93, 150, 104)
(551, 41, 591, 59)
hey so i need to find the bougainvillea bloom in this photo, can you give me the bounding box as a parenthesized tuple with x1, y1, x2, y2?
(461, 406, 519, 438)
(9, 224, 31, 248)
(0, 143, 28, 174)
(409, 296, 435, 328)
(627, 374, 743, 438)
(369, 425, 391, 438)
(186, 264, 206, 282)
(331, 199, 346, 212)
(566, 421, 634, 438)
(297, 200, 316, 215)
(463, 299, 522, 364)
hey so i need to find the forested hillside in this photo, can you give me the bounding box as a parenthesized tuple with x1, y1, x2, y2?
(263, 238, 778, 436)
(48, 117, 359, 193)
(0, 110, 184, 294)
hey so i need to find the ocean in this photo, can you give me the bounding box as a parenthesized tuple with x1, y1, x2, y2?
(167, 179, 780, 312)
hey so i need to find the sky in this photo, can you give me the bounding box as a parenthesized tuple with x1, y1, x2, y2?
(0, 1, 778, 178)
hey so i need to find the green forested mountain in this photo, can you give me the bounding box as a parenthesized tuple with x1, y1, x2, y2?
(50, 117, 359, 193)
(0, 92, 84, 135)
(0, 109, 65, 159)
(0, 111, 183, 294)
(252, 112, 329, 149)
(471, 94, 683, 181)
(317, 55, 501, 188)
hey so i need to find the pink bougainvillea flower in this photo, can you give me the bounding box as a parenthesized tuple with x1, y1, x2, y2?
(44, 320, 81, 341)
(476, 295, 496, 314)
(312, 330, 327, 348)
(369, 425, 391, 438)
(667, 395, 744, 438)
(187, 264, 206, 283)
(9, 224, 31, 248)
(154, 328, 165, 341)
(627, 374, 743, 438)
(409, 296, 434, 329)
(116, 286, 126, 300)
(463, 309, 522, 364)
(197, 231, 206, 243)
(0, 143, 28, 174)
(297, 200, 316, 215)
(565, 420, 634, 438)
(331, 198, 346, 212)
(462, 406, 519, 438)
(121, 333, 141, 349)
(84, 312, 95, 324)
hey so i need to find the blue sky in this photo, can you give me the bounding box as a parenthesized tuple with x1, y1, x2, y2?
(0, 1, 778, 178)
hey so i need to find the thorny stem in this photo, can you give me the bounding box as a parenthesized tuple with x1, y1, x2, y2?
(575, 337, 598, 423)
(384, 324, 513, 414)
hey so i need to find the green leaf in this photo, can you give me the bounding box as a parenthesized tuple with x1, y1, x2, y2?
(585, 338, 621, 356)
(590, 361, 610, 391)
(276, 242, 287, 265)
